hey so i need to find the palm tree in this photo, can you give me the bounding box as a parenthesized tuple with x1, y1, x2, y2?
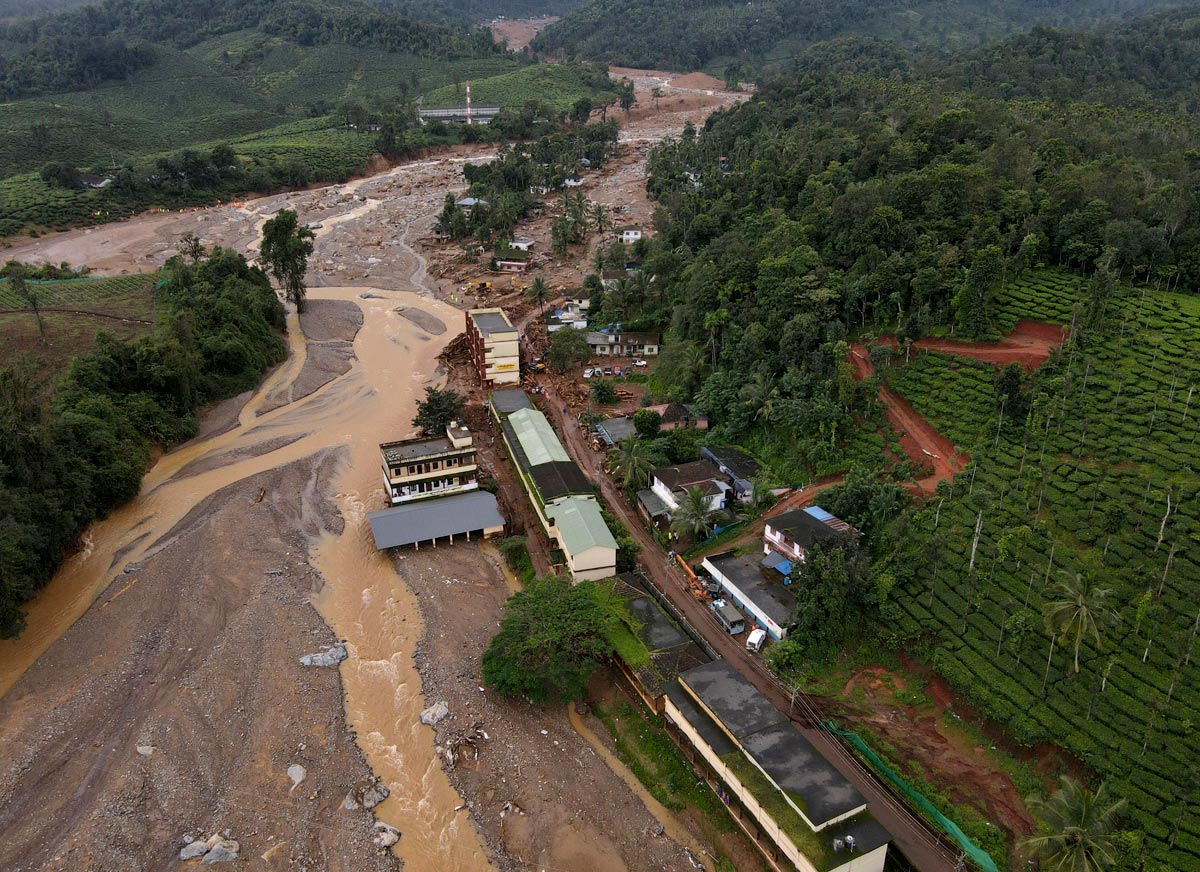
(608, 438, 654, 491)
(740, 372, 779, 423)
(670, 486, 721, 543)
(525, 277, 550, 315)
(1043, 571, 1114, 674)
(1020, 777, 1126, 872)
(589, 201, 611, 236)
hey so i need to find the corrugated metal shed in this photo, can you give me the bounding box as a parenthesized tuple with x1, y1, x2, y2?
(367, 491, 503, 549)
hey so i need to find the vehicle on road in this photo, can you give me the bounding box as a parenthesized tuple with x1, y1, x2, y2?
(710, 598, 745, 635)
(745, 627, 767, 652)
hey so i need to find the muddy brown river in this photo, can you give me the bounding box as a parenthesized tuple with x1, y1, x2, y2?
(0, 158, 494, 869)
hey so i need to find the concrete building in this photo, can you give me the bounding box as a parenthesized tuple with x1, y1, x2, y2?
(664, 661, 890, 872)
(702, 445, 761, 502)
(379, 422, 478, 504)
(418, 105, 501, 125)
(586, 329, 661, 357)
(466, 308, 520, 386)
(616, 225, 643, 244)
(763, 506, 858, 573)
(699, 551, 796, 641)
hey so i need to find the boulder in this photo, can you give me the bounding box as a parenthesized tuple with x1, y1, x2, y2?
(419, 701, 449, 727)
(287, 764, 307, 792)
(373, 823, 401, 848)
(201, 840, 239, 864)
(343, 779, 390, 811)
(362, 783, 390, 810)
(299, 644, 347, 667)
(179, 842, 209, 860)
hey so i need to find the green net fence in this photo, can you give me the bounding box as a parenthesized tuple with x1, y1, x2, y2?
(825, 720, 998, 872)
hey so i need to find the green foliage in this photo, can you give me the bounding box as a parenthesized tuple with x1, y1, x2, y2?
(481, 575, 614, 705)
(496, 536, 536, 585)
(1020, 777, 1128, 872)
(632, 407, 661, 439)
(547, 326, 589, 372)
(413, 386, 466, 436)
(788, 541, 871, 663)
(599, 506, 641, 573)
(0, 273, 151, 311)
(0, 247, 285, 636)
(424, 61, 618, 113)
(259, 208, 314, 312)
(590, 379, 617, 404)
(885, 274, 1200, 871)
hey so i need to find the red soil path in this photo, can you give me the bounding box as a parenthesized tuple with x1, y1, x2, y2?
(880, 319, 1066, 372)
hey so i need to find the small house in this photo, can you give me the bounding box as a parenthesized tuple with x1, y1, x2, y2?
(456, 196, 488, 215)
(616, 225, 643, 245)
(586, 329, 660, 357)
(509, 236, 536, 252)
(563, 174, 585, 188)
(495, 258, 530, 274)
(763, 505, 858, 575)
(701, 446, 760, 502)
(644, 403, 708, 432)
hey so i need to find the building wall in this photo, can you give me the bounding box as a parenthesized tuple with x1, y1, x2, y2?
(560, 542, 617, 581)
(764, 526, 804, 561)
(467, 311, 520, 386)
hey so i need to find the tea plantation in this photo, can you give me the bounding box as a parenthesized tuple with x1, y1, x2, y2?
(883, 269, 1200, 872)
(423, 62, 619, 112)
(0, 274, 157, 311)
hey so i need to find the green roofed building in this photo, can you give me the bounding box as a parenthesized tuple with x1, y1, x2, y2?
(544, 497, 618, 581)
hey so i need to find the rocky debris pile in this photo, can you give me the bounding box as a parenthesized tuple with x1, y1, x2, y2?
(419, 701, 449, 726)
(342, 777, 390, 811)
(373, 822, 401, 848)
(299, 644, 347, 667)
(178, 831, 240, 863)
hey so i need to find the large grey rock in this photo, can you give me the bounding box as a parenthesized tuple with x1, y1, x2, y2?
(201, 841, 238, 864)
(299, 644, 347, 667)
(179, 842, 209, 860)
(373, 823, 401, 848)
(419, 701, 449, 727)
(342, 779, 390, 811)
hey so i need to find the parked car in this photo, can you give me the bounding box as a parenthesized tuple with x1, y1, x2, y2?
(631, 358, 647, 367)
(745, 628, 767, 653)
(583, 368, 595, 378)
(602, 366, 613, 376)
(613, 366, 624, 377)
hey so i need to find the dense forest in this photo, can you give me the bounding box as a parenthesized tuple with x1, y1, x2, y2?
(532, 0, 1189, 73)
(0, 249, 285, 636)
(600, 12, 1200, 868)
(0, 0, 502, 97)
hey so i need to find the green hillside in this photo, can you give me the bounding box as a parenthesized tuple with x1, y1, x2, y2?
(884, 270, 1199, 871)
(423, 61, 618, 112)
(532, 0, 1190, 73)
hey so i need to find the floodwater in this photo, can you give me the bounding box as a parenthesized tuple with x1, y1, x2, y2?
(0, 161, 493, 870)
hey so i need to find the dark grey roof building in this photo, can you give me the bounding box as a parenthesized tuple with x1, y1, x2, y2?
(367, 491, 504, 549)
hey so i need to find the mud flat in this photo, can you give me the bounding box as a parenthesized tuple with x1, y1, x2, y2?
(396, 545, 717, 872)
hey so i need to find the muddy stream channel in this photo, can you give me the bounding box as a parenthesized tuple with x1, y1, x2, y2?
(0, 160, 495, 869)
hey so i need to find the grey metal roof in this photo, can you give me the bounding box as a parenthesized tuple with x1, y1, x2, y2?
(679, 660, 787, 740)
(637, 488, 671, 518)
(529, 460, 593, 501)
(665, 680, 736, 756)
(766, 508, 843, 550)
(627, 595, 690, 652)
(381, 436, 453, 463)
(489, 389, 533, 416)
(367, 492, 503, 549)
(740, 723, 865, 827)
(705, 551, 797, 628)
(702, 445, 760, 481)
(652, 460, 719, 491)
(595, 416, 637, 445)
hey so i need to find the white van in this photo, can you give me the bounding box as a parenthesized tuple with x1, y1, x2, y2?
(745, 628, 767, 653)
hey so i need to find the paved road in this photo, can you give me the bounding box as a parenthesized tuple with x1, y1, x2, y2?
(526, 382, 965, 872)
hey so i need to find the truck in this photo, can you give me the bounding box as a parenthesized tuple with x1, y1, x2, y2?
(710, 598, 745, 635)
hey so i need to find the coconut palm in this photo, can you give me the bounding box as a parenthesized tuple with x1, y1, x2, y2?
(608, 437, 654, 491)
(740, 372, 779, 423)
(1043, 571, 1114, 674)
(525, 277, 550, 315)
(1020, 777, 1126, 872)
(589, 201, 611, 235)
(670, 486, 721, 543)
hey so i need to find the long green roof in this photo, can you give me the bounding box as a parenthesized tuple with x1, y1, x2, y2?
(545, 497, 617, 555)
(508, 407, 570, 467)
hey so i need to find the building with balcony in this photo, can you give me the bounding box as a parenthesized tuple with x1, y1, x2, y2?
(379, 422, 478, 505)
(466, 308, 520, 386)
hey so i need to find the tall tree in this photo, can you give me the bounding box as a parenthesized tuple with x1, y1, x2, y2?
(260, 210, 315, 313)
(8, 267, 44, 340)
(1020, 777, 1127, 872)
(525, 276, 550, 314)
(413, 386, 465, 436)
(608, 437, 655, 491)
(670, 485, 721, 542)
(1043, 571, 1114, 674)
